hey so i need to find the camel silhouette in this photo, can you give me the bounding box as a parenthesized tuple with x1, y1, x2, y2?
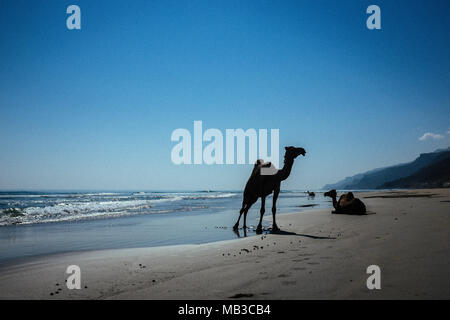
(233, 146, 306, 234)
(323, 189, 366, 215)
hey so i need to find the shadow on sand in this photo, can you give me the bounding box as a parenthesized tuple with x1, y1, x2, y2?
(270, 229, 336, 240)
(233, 228, 336, 240)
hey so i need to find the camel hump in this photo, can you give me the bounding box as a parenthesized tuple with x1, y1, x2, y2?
(250, 159, 266, 177)
(253, 159, 266, 169)
(255, 159, 264, 166)
(252, 159, 264, 170)
(249, 159, 277, 178)
(338, 193, 354, 207)
(253, 159, 273, 170)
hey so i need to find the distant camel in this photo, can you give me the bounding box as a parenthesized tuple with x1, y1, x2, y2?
(233, 146, 306, 234)
(323, 189, 366, 215)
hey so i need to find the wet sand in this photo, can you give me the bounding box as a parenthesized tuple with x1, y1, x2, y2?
(0, 189, 449, 299)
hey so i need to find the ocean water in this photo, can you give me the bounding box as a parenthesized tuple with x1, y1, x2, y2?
(0, 190, 330, 264)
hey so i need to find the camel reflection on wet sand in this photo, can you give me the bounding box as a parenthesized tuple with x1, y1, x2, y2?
(233, 226, 336, 240)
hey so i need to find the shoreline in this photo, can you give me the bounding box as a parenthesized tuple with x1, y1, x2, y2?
(0, 190, 328, 263)
(0, 189, 449, 299)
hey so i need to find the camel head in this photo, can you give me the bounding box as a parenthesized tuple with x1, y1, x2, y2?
(284, 146, 306, 159)
(324, 189, 337, 198)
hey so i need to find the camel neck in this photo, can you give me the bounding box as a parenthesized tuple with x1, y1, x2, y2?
(276, 157, 294, 181)
(331, 195, 338, 209)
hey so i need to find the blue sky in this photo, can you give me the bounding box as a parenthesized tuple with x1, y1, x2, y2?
(0, 0, 449, 190)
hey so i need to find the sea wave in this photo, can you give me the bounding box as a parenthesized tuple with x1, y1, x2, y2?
(181, 193, 237, 200)
(0, 192, 237, 226)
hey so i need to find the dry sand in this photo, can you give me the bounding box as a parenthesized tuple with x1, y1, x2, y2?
(0, 189, 449, 299)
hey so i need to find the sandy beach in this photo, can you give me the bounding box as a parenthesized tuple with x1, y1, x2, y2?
(0, 189, 449, 300)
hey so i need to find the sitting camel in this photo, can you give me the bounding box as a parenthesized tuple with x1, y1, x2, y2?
(323, 189, 366, 215)
(233, 146, 306, 234)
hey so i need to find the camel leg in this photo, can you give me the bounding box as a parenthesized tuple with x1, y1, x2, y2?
(256, 196, 266, 234)
(233, 205, 246, 230)
(243, 207, 249, 230)
(272, 188, 280, 232)
(242, 202, 254, 230)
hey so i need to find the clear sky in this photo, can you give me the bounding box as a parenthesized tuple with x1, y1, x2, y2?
(0, 0, 449, 191)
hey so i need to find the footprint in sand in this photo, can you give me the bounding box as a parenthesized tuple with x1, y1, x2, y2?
(282, 281, 296, 286)
(50, 283, 64, 296)
(292, 257, 310, 262)
(229, 293, 254, 298)
(278, 274, 290, 278)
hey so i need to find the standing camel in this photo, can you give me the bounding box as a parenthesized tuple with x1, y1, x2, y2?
(233, 146, 306, 234)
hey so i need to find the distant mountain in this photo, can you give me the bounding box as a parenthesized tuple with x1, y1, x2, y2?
(379, 153, 450, 189)
(323, 147, 450, 190)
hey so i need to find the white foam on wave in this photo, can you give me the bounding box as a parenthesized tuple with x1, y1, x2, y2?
(0, 198, 172, 226)
(0, 192, 238, 226)
(181, 193, 237, 200)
